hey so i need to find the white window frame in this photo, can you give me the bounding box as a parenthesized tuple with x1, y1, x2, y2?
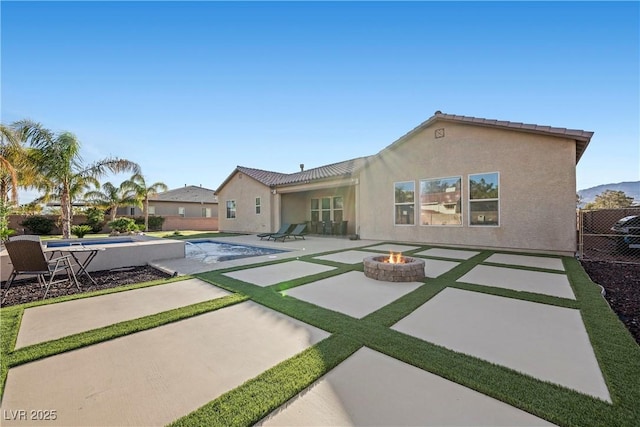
(419, 176, 463, 227)
(255, 197, 261, 215)
(394, 181, 416, 226)
(178, 207, 185, 217)
(148, 206, 156, 215)
(468, 172, 500, 227)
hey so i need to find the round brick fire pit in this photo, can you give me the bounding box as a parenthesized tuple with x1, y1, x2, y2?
(363, 255, 426, 282)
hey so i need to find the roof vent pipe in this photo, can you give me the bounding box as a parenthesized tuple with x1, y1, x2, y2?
(300, 163, 304, 172)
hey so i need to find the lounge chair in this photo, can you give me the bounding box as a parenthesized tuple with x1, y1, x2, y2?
(2, 239, 80, 303)
(272, 223, 307, 242)
(257, 223, 291, 240)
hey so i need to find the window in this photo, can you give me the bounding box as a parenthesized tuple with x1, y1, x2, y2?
(202, 207, 211, 218)
(129, 207, 135, 216)
(311, 196, 344, 223)
(321, 197, 331, 222)
(148, 206, 156, 215)
(394, 181, 415, 225)
(333, 197, 343, 223)
(178, 207, 185, 217)
(420, 177, 462, 226)
(255, 197, 261, 214)
(226, 200, 236, 219)
(310, 198, 320, 222)
(469, 172, 499, 226)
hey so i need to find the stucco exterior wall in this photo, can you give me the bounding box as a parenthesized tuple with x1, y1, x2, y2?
(217, 172, 274, 233)
(358, 122, 578, 255)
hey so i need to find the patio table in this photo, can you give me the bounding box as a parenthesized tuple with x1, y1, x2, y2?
(48, 244, 104, 286)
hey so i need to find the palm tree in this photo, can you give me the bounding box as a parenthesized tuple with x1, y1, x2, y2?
(85, 181, 141, 222)
(0, 124, 23, 205)
(125, 173, 168, 231)
(1, 123, 46, 206)
(14, 120, 140, 238)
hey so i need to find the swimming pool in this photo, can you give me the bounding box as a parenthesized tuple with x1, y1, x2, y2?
(186, 240, 289, 263)
(46, 238, 136, 247)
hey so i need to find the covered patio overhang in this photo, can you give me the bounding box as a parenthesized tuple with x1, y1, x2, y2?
(272, 177, 360, 237)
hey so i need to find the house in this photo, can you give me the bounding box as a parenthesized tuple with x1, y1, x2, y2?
(120, 185, 219, 231)
(215, 111, 593, 255)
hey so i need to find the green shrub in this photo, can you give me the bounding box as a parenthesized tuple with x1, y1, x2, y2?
(84, 207, 106, 233)
(107, 217, 140, 233)
(0, 201, 15, 242)
(20, 215, 55, 235)
(71, 225, 93, 238)
(134, 215, 165, 231)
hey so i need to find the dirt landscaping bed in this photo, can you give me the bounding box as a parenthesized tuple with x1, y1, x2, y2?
(0, 266, 172, 307)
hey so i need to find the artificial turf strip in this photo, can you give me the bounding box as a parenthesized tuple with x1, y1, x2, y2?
(564, 257, 640, 423)
(196, 273, 362, 335)
(0, 305, 22, 402)
(364, 325, 617, 427)
(0, 286, 248, 402)
(0, 275, 189, 401)
(193, 252, 640, 426)
(169, 334, 362, 427)
(8, 293, 248, 367)
(2, 247, 638, 426)
(450, 281, 580, 309)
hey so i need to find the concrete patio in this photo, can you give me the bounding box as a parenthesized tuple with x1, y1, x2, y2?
(0, 236, 623, 426)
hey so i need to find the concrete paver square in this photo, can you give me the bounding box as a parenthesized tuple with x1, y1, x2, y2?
(283, 271, 422, 318)
(223, 260, 335, 287)
(392, 288, 610, 402)
(423, 258, 460, 278)
(259, 347, 553, 426)
(365, 243, 421, 253)
(1, 301, 329, 426)
(415, 248, 480, 260)
(458, 265, 575, 299)
(485, 253, 565, 271)
(313, 250, 382, 264)
(15, 278, 231, 349)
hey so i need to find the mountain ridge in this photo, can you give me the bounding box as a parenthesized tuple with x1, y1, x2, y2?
(578, 180, 640, 205)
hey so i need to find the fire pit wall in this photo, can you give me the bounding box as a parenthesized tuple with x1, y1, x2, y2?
(363, 256, 426, 282)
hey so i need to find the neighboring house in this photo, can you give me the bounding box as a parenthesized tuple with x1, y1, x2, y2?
(119, 185, 219, 231)
(215, 111, 593, 255)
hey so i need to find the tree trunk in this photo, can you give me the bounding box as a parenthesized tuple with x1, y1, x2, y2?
(144, 197, 149, 232)
(111, 207, 117, 222)
(61, 186, 72, 239)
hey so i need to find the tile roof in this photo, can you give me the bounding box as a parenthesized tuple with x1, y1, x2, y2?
(215, 157, 370, 193)
(151, 185, 218, 203)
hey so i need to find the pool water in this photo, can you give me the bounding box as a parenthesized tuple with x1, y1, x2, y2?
(47, 238, 135, 247)
(186, 241, 289, 263)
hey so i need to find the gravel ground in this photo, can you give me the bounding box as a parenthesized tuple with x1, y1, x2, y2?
(0, 266, 171, 307)
(1, 261, 638, 346)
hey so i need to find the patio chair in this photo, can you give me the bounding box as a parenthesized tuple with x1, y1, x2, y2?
(2, 239, 80, 303)
(272, 223, 307, 242)
(257, 223, 291, 240)
(9, 234, 43, 242)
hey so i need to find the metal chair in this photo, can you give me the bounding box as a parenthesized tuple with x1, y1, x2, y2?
(2, 239, 80, 303)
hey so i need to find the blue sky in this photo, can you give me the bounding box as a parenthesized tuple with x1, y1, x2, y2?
(2, 1, 638, 204)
